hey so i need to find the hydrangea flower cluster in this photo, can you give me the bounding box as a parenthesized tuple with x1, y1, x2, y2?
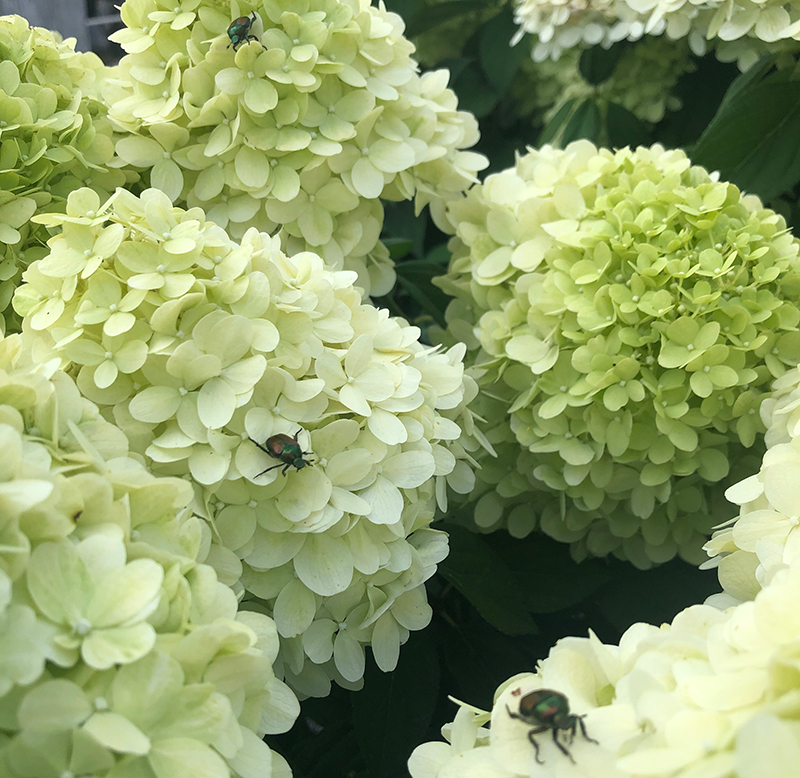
(512, 36, 695, 126)
(704, 361, 800, 606)
(13, 186, 476, 694)
(0, 14, 126, 332)
(436, 140, 800, 568)
(410, 576, 800, 777)
(103, 0, 486, 295)
(512, 0, 800, 69)
(0, 332, 297, 778)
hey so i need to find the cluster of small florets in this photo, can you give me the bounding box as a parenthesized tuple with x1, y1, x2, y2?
(0, 332, 297, 778)
(13, 186, 475, 692)
(0, 15, 126, 332)
(409, 568, 800, 777)
(704, 361, 800, 605)
(437, 140, 800, 568)
(512, 0, 800, 68)
(103, 0, 486, 295)
(513, 36, 695, 126)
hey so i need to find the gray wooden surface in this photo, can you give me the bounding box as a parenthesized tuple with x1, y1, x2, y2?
(0, 0, 89, 49)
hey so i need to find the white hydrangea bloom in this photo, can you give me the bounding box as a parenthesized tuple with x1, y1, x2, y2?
(104, 0, 487, 295)
(13, 187, 475, 691)
(411, 560, 800, 777)
(0, 332, 296, 778)
(513, 0, 800, 69)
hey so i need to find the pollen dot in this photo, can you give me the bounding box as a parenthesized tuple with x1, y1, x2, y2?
(162, 231, 171, 239)
(293, 38, 299, 44)
(179, 387, 188, 396)
(74, 617, 92, 636)
(749, 408, 756, 414)
(564, 432, 572, 439)
(249, 500, 258, 509)
(163, 151, 170, 158)
(686, 344, 694, 351)
(329, 104, 335, 112)
(361, 146, 369, 155)
(86, 210, 95, 217)
(338, 622, 347, 631)
(94, 696, 109, 711)
(790, 516, 800, 526)
(632, 295, 639, 302)
(84, 249, 92, 256)
(247, 71, 254, 78)
(157, 264, 166, 273)
(162, 90, 169, 97)
(662, 400, 668, 406)
(309, 195, 315, 202)
(619, 380, 626, 386)
(559, 385, 567, 392)
(704, 366, 710, 372)
(743, 341, 750, 347)
(104, 351, 113, 360)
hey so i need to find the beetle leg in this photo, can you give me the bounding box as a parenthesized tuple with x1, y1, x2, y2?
(552, 728, 575, 764)
(527, 726, 549, 765)
(249, 437, 275, 456)
(255, 462, 285, 477)
(577, 715, 599, 745)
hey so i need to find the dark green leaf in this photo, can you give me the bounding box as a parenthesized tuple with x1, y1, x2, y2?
(438, 525, 539, 635)
(405, 0, 488, 37)
(605, 102, 651, 149)
(538, 98, 578, 145)
(594, 560, 720, 635)
(485, 533, 612, 614)
(578, 42, 630, 86)
(560, 98, 601, 145)
(352, 631, 440, 778)
(479, 8, 529, 93)
(716, 53, 779, 113)
(452, 61, 499, 118)
(383, 237, 414, 260)
(692, 81, 800, 200)
(394, 274, 449, 327)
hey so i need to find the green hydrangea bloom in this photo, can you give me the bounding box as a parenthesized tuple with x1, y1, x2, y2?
(13, 186, 476, 692)
(512, 37, 696, 128)
(409, 567, 800, 778)
(0, 332, 297, 778)
(437, 141, 800, 568)
(0, 15, 128, 333)
(103, 0, 487, 295)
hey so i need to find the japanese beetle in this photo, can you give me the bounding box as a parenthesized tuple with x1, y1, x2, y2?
(226, 12, 260, 51)
(506, 688, 598, 765)
(250, 430, 314, 477)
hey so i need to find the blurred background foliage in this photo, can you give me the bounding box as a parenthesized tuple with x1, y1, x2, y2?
(264, 1, 800, 775)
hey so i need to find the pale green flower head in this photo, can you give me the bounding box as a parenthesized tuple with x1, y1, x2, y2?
(513, 0, 800, 68)
(0, 14, 127, 333)
(438, 141, 800, 567)
(105, 0, 487, 295)
(410, 565, 800, 778)
(14, 187, 476, 689)
(0, 331, 296, 777)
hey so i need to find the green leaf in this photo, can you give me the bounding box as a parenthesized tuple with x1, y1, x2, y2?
(484, 533, 612, 613)
(538, 98, 578, 146)
(479, 8, 529, 93)
(692, 80, 800, 200)
(716, 53, 778, 114)
(605, 102, 651, 148)
(578, 42, 630, 86)
(438, 525, 539, 635)
(383, 237, 413, 260)
(406, 0, 489, 37)
(560, 98, 602, 145)
(352, 630, 440, 778)
(452, 61, 499, 118)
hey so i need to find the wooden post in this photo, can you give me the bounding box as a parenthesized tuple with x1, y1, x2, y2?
(0, 0, 90, 50)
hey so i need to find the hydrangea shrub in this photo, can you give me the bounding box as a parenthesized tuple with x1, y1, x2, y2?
(436, 140, 800, 567)
(512, 0, 800, 68)
(0, 333, 297, 778)
(103, 0, 487, 295)
(0, 15, 127, 332)
(13, 186, 476, 694)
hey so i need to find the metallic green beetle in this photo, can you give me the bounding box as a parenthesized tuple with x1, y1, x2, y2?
(506, 688, 598, 764)
(250, 430, 314, 477)
(226, 12, 259, 51)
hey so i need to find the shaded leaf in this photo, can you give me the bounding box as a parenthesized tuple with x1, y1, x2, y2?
(438, 525, 539, 635)
(479, 8, 529, 93)
(352, 631, 440, 778)
(606, 102, 651, 149)
(579, 42, 630, 86)
(692, 80, 800, 200)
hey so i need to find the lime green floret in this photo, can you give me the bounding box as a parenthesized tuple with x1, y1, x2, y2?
(440, 141, 800, 566)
